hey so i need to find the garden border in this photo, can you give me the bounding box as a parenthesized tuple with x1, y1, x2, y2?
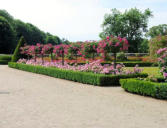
(120, 78, 167, 99)
(8, 62, 148, 86)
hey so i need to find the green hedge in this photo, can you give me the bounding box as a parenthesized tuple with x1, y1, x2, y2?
(0, 55, 12, 64)
(74, 61, 157, 67)
(120, 79, 167, 99)
(0, 55, 12, 60)
(8, 62, 148, 86)
(0, 60, 9, 65)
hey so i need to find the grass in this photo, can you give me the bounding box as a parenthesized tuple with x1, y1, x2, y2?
(125, 67, 160, 76)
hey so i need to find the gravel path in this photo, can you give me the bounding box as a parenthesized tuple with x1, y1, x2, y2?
(0, 65, 167, 128)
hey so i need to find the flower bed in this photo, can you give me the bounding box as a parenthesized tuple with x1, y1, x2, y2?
(120, 78, 167, 99)
(8, 62, 148, 86)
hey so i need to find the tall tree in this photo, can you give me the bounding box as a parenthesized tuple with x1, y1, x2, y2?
(0, 16, 16, 53)
(147, 24, 167, 38)
(46, 33, 61, 45)
(100, 8, 152, 52)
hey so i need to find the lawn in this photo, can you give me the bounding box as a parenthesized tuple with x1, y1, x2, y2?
(126, 67, 160, 76)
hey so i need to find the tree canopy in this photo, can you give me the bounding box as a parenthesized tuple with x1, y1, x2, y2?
(100, 8, 152, 52)
(147, 24, 167, 38)
(0, 9, 65, 54)
(0, 16, 16, 53)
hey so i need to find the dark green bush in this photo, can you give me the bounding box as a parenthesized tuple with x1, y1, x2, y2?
(76, 61, 157, 67)
(11, 36, 26, 62)
(117, 52, 127, 61)
(0, 60, 9, 64)
(0, 55, 12, 60)
(8, 62, 148, 86)
(120, 78, 167, 99)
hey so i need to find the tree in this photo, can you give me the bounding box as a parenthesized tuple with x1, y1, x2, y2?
(100, 8, 152, 52)
(11, 36, 26, 62)
(46, 35, 61, 45)
(147, 24, 167, 38)
(0, 16, 16, 54)
(0, 10, 15, 27)
(138, 39, 149, 53)
(149, 35, 167, 58)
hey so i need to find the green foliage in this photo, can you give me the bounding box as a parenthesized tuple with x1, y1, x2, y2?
(100, 8, 152, 52)
(138, 39, 149, 53)
(147, 24, 167, 38)
(11, 36, 26, 62)
(149, 35, 167, 58)
(120, 78, 167, 99)
(0, 16, 16, 53)
(76, 61, 157, 67)
(0, 9, 63, 54)
(0, 60, 9, 65)
(0, 54, 12, 64)
(0, 55, 12, 60)
(8, 62, 148, 86)
(46, 35, 61, 45)
(0, 10, 15, 26)
(117, 52, 127, 61)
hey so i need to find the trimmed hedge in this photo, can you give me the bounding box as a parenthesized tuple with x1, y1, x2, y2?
(73, 61, 157, 67)
(0, 55, 12, 64)
(120, 79, 167, 99)
(0, 60, 9, 65)
(0, 55, 12, 60)
(8, 62, 148, 86)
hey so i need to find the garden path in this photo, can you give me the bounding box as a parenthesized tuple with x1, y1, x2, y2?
(0, 65, 167, 128)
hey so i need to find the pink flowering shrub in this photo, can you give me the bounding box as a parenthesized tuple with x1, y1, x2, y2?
(53, 44, 69, 65)
(97, 35, 129, 68)
(82, 41, 98, 60)
(17, 59, 142, 75)
(157, 47, 167, 79)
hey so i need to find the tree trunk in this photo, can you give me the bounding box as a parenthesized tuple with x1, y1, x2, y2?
(51, 53, 53, 62)
(92, 53, 95, 60)
(114, 52, 117, 69)
(34, 54, 37, 62)
(62, 51, 64, 65)
(41, 54, 44, 65)
(76, 54, 77, 64)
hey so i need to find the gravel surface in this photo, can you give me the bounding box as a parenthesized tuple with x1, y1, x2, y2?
(0, 65, 167, 128)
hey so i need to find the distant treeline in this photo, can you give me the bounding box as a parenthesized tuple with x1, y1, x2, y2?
(0, 10, 69, 54)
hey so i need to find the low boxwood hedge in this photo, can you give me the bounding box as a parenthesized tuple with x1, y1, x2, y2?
(120, 78, 167, 99)
(0, 55, 12, 60)
(74, 61, 157, 67)
(0, 60, 10, 65)
(8, 62, 148, 86)
(0, 55, 12, 64)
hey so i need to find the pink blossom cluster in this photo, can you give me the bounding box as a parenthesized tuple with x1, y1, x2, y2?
(157, 47, 167, 79)
(17, 59, 142, 75)
(20, 35, 129, 61)
(97, 35, 129, 55)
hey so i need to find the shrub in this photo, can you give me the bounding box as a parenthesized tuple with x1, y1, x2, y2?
(149, 35, 167, 58)
(120, 78, 167, 99)
(0, 55, 12, 64)
(0, 55, 12, 60)
(117, 52, 127, 61)
(0, 60, 9, 64)
(74, 61, 157, 67)
(8, 62, 148, 86)
(0, 16, 16, 54)
(11, 36, 26, 62)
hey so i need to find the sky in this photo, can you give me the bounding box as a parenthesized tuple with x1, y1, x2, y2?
(0, 0, 167, 41)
